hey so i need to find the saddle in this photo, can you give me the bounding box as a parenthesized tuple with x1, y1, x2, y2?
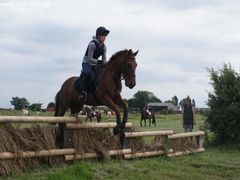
(74, 65, 102, 94)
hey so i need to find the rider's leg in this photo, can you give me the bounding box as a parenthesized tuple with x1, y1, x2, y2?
(78, 63, 93, 101)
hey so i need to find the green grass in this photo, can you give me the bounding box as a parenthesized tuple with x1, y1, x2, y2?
(1, 110, 240, 179)
(0, 109, 54, 116)
(6, 144, 240, 180)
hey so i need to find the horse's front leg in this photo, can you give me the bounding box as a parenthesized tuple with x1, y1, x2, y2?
(100, 95, 122, 134)
(115, 94, 129, 129)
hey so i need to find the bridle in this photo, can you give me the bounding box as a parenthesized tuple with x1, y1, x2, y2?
(96, 55, 136, 83)
(121, 57, 136, 80)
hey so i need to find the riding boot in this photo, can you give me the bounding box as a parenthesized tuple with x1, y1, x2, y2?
(78, 73, 88, 102)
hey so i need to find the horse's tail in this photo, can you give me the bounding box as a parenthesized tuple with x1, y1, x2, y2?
(54, 91, 60, 117)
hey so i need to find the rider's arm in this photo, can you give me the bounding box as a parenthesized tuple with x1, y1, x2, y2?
(87, 42, 98, 65)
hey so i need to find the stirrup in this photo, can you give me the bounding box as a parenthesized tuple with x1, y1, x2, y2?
(79, 91, 87, 102)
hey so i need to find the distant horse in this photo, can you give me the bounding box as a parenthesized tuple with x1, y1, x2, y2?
(85, 107, 101, 123)
(140, 108, 156, 127)
(55, 49, 138, 147)
(22, 109, 29, 116)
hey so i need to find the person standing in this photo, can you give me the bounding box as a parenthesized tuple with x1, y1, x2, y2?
(181, 96, 196, 132)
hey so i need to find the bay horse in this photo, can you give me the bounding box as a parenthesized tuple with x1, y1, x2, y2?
(55, 49, 138, 147)
(85, 107, 101, 123)
(140, 108, 156, 127)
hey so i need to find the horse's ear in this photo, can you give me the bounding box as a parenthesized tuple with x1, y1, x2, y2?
(128, 49, 133, 55)
(133, 50, 139, 56)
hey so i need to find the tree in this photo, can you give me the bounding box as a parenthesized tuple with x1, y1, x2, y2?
(29, 103, 42, 111)
(206, 63, 240, 144)
(131, 91, 161, 108)
(192, 98, 196, 107)
(10, 97, 30, 110)
(126, 98, 137, 108)
(172, 95, 178, 106)
(47, 102, 55, 111)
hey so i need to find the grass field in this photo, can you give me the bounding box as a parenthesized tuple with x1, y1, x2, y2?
(1, 110, 240, 180)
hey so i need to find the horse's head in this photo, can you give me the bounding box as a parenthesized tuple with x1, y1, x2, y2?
(122, 49, 138, 89)
(106, 49, 138, 89)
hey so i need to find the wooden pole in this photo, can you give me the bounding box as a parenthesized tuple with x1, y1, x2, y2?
(0, 116, 86, 123)
(124, 149, 173, 159)
(0, 148, 75, 160)
(167, 148, 205, 157)
(125, 130, 174, 138)
(66, 122, 132, 129)
(65, 149, 132, 161)
(168, 131, 205, 139)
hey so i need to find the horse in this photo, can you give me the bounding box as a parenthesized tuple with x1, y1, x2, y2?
(22, 108, 29, 116)
(54, 49, 138, 147)
(85, 107, 101, 123)
(140, 108, 156, 127)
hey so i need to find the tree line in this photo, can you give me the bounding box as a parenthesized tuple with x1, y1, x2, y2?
(10, 97, 55, 111)
(9, 62, 240, 144)
(10, 92, 183, 111)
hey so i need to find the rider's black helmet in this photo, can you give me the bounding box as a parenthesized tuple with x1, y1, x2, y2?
(96, 26, 110, 37)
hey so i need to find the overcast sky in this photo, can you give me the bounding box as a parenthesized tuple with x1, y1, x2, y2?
(1, 0, 240, 108)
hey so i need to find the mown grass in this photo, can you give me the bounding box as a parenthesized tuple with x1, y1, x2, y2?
(6, 144, 240, 180)
(1, 110, 240, 180)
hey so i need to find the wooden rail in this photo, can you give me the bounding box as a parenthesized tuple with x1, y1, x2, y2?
(0, 116, 86, 123)
(125, 130, 174, 138)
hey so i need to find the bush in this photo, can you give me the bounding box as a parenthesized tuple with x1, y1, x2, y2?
(206, 63, 240, 144)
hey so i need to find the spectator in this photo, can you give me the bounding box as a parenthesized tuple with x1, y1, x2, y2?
(181, 96, 196, 132)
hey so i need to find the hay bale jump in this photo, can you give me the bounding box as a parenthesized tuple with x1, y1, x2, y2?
(167, 131, 205, 157)
(0, 115, 205, 176)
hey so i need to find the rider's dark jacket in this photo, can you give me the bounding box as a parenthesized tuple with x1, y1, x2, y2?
(82, 36, 107, 66)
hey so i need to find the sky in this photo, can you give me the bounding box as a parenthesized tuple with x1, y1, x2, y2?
(1, 0, 240, 108)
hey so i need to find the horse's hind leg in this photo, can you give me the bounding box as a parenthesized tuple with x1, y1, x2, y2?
(149, 118, 151, 127)
(56, 99, 69, 148)
(70, 101, 83, 117)
(97, 113, 101, 123)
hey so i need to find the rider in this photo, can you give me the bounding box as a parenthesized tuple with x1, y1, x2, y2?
(143, 102, 151, 115)
(78, 26, 110, 101)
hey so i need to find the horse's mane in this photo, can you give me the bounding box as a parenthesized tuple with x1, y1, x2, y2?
(107, 49, 129, 63)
